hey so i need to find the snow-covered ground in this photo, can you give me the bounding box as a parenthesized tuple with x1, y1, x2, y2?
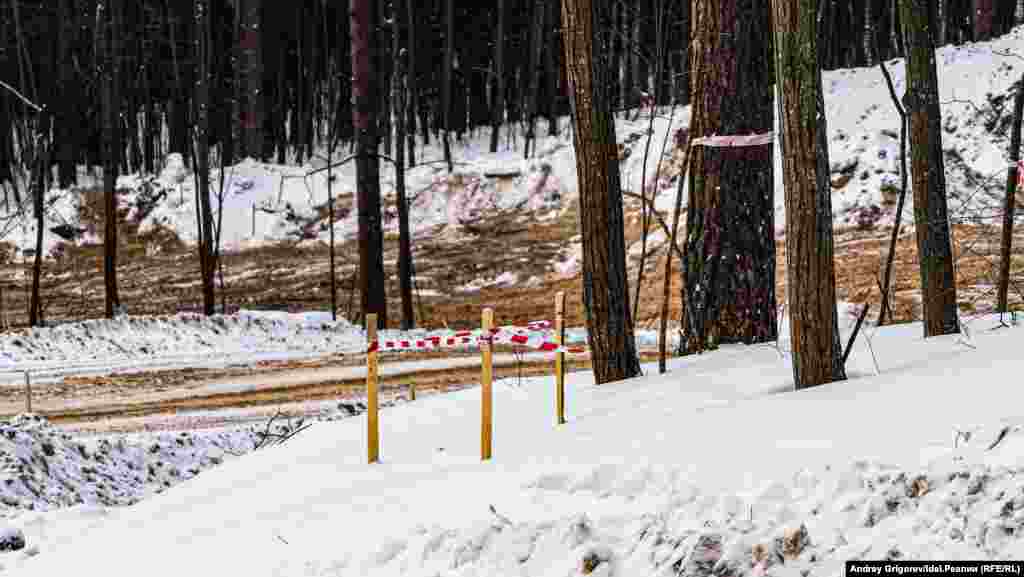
(5, 26, 1024, 267)
(0, 307, 669, 384)
(0, 310, 364, 383)
(0, 311, 1020, 575)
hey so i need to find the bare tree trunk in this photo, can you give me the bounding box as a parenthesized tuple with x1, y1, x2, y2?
(395, 0, 414, 330)
(378, 4, 392, 159)
(900, 0, 960, 337)
(441, 0, 454, 173)
(561, 0, 641, 385)
(195, 0, 216, 316)
(683, 0, 776, 354)
(997, 74, 1023, 313)
(327, 147, 338, 320)
(323, 13, 339, 322)
(772, 0, 847, 388)
(524, 0, 546, 159)
(973, 0, 994, 41)
(28, 126, 45, 327)
(659, 129, 693, 374)
(352, 0, 387, 329)
(490, 0, 505, 153)
(406, 0, 417, 167)
(545, 0, 560, 137)
(239, 0, 262, 159)
(99, 0, 121, 318)
(12, 0, 43, 326)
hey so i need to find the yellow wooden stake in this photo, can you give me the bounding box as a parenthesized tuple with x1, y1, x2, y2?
(409, 381, 416, 401)
(481, 307, 494, 460)
(555, 291, 566, 425)
(366, 313, 379, 464)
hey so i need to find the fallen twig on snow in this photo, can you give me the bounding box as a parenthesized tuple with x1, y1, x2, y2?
(987, 426, 1011, 451)
(489, 504, 513, 527)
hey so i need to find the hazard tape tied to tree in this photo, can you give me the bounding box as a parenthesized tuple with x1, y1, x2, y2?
(691, 132, 774, 148)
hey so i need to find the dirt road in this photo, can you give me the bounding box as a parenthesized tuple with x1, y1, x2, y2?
(1, 350, 664, 432)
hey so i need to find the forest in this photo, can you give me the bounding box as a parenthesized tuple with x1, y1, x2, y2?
(1, 0, 1023, 388)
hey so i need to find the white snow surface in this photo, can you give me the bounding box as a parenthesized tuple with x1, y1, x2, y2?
(0, 308, 660, 384)
(2, 313, 1022, 575)
(5, 26, 1024, 269)
(0, 310, 365, 383)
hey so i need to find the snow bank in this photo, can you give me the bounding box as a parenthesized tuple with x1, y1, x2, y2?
(0, 414, 259, 515)
(0, 399, 401, 523)
(0, 310, 365, 381)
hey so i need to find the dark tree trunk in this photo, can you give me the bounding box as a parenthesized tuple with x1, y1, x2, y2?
(377, 4, 391, 158)
(28, 120, 46, 327)
(406, 0, 417, 166)
(997, 74, 1023, 313)
(195, 0, 216, 316)
(993, 0, 1016, 36)
(683, 0, 776, 354)
(561, 0, 642, 384)
(973, 0, 994, 41)
(395, 0, 414, 330)
(871, 0, 894, 61)
(100, 0, 121, 318)
(352, 0, 387, 329)
(490, 0, 505, 153)
(239, 0, 262, 159)
(441, 0, 453, 172)
(773, 0, 847, 388)
(524, 0, 545, 158)
(901, 0, 960, 337)
(545, 0, 561, 136)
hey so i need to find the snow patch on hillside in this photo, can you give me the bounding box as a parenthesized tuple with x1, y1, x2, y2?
(0, 310, 363, 380)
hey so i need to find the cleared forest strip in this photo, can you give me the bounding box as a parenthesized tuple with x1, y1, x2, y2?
(4, 351, 664, 428)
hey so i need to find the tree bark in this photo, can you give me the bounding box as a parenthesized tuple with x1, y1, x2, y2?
(100, 0, 121, 318)
(28, 123, 45, 327)
(997, 74, 1023, 313)
(441, 0, 454, 172)
(683, 0, 776, 354)
(352, 0, 387, 329)
(524, 0, 546, 159)
(772, 0, 847, 387)
(239, 0, 262, 159)
(900, 0, 960, 337)
(406, 0, 417, 166)
(973, 0, 994, 41)
(395, 1, 414, 330)
(195, 0, 216, 316)
(490, 0, 505, 153)
(561, 0, 641, 385)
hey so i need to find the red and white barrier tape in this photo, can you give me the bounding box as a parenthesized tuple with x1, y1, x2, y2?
(691, 132, 773, 148)
(364, 320, 587, 355)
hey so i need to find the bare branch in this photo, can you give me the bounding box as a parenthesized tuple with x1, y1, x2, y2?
(0, 78, 43, 112)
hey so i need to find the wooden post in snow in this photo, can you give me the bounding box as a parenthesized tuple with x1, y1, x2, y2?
(408, 381, 416, 401)
(366, 313, 379, 463)
(555, 291, 566, 425)
(481, 307, 494, 460)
